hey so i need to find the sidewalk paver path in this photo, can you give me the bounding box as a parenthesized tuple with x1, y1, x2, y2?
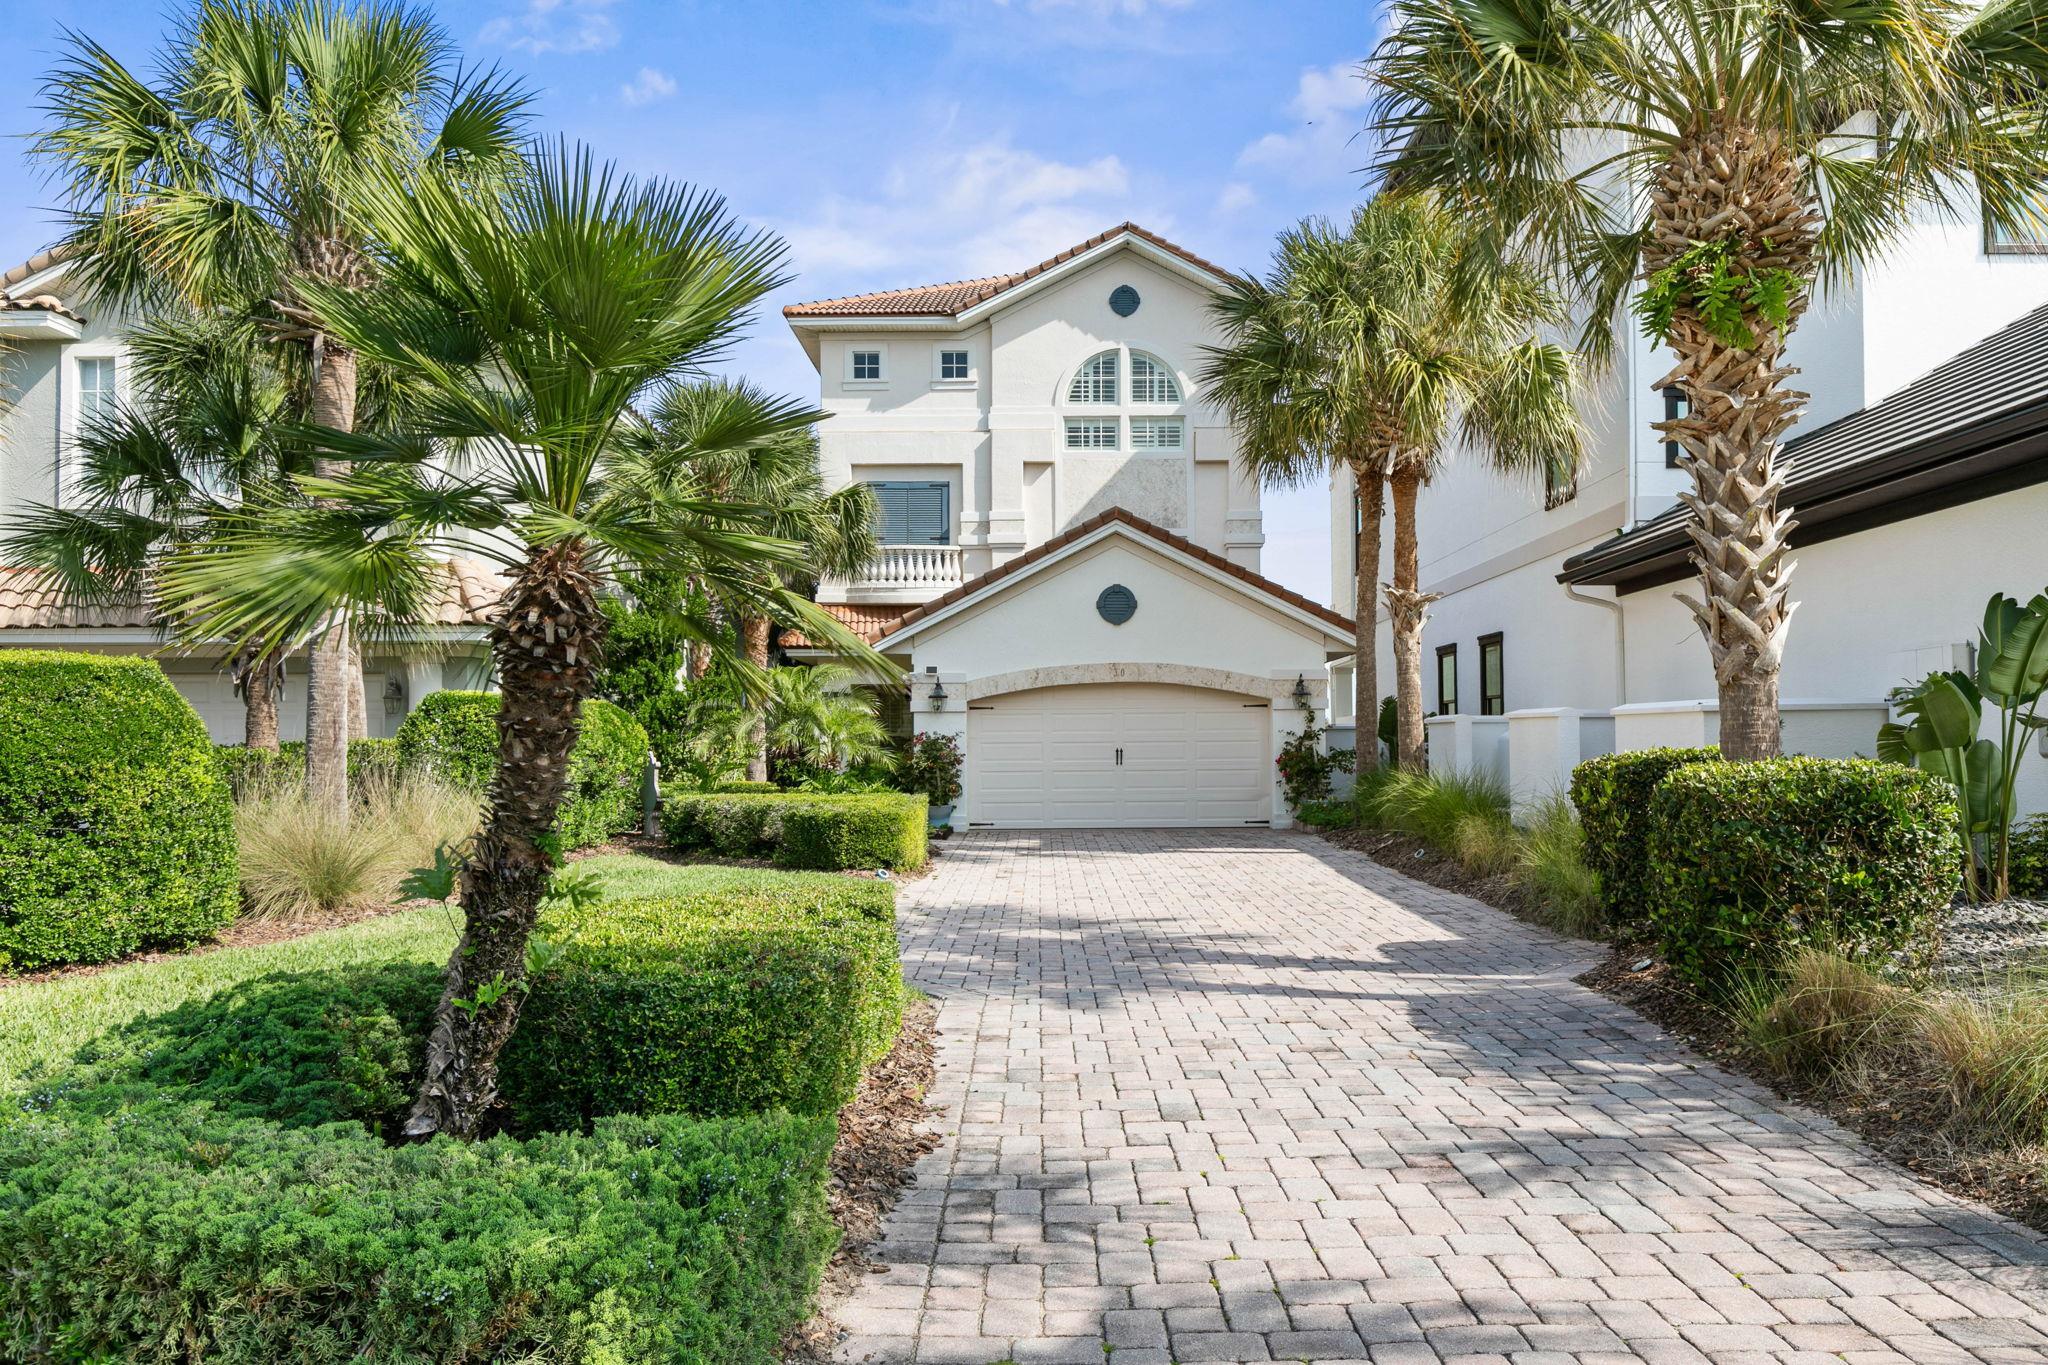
(834, 829, 2048, 1365)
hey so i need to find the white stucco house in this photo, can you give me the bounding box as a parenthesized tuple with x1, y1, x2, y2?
(0, 246, 501, 741)
(781, 223, 1354, 829)
(1328, 197, 2048, 816)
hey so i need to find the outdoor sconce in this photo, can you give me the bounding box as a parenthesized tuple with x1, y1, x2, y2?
(381, 675, 408, 717)
(1292, 674, 1310, 703)
(928, 674, 949, 711)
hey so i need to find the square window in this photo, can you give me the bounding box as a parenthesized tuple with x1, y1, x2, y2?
(939, 349, 970, 381)
(1130, 416, 1183, 450)
(867, 481, 950, 544)
(850, 349, 883, 382)
(1064, 418, 1118, 450)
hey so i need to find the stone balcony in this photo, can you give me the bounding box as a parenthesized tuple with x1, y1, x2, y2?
(818, 543, 966, 604)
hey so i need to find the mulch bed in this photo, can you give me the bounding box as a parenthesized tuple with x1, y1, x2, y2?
(786, 995, 943, 1363)
(1329, 829, 2048, 1238)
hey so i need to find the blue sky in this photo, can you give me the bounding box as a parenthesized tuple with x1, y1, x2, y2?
(0, 0, 1384, 601)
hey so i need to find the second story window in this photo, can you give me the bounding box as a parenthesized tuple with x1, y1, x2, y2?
(1129, 351, 1181, 403)
(1065, 418, 1119, 449)
(1129, 416, 1183, 450)
(938, 349, 970, 381)
(869, 481, 950, 544)
(1661, 386, 1689, 468)
(1068, 350, 1118, 403)
(850, 349, 883, 382)
(1986, 185, 2048, 254)
(77, 356, 118, 426)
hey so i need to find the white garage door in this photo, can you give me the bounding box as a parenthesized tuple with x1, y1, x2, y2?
(966, 683, 1271, 828)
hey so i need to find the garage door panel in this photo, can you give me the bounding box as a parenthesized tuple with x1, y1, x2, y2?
(965, 683, 1270, 828)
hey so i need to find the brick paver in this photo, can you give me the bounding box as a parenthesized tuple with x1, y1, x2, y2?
(834, 830, 2048, 1364)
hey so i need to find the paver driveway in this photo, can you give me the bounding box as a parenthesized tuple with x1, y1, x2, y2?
(833, 829, 2048, 1365)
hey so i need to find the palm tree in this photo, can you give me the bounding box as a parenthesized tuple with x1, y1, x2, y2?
(630, 380, 881, 780)
(1369, 0, 2048, 759)
(35, 0, 531, 806)
(156, 143, 887, 1139)
(1207, 197, 1582, 768)
(762, 664, 895, 778)
(1, 313, 306, 747)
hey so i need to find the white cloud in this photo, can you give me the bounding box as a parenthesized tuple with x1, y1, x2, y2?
(779, 137, 1151, 286)
(1215, 181, 1257, 215)
(619, 67, 676, 107)
(1237, 61, 1373, 185)
(479, 0, 618, 55)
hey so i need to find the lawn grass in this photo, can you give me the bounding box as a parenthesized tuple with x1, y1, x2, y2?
(0, 853, 858, 1096)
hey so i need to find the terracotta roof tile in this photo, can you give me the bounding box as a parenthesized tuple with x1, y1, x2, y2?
(783, 223, 1237, 319)
(0, 246, 83, 322)
(778, 602, 904, 650)
(874, 507, 1355, 642)
(0, 246, 71, 293)
(0, 556, 507, 632)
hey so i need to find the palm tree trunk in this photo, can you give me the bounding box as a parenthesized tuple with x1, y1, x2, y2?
(303, 339, 358, 811)
(1348, 461, 1385, 773)
(406, 540, 601, 1140)
(348, 639, 369, 742)
(1650, 117, 1816, 763)
(741, 613, 773, 782)
(241, 648, 280, 751)
(1385, 462, 1435, 771)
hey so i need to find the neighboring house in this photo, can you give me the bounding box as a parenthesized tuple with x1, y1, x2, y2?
(0, 247, 501, 741)
(782, 223, 1354, 829)
(1328, 200, 2048, 814)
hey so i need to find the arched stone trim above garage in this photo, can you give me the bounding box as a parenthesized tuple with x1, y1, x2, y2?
(966, 661, 1286, 702)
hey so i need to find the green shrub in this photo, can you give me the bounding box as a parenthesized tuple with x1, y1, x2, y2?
(714, 780, 781, 794)
(1293, 799, 1356, 829)
(0, 1102, 836, 1365)
(215, 738, 413, 799)
(663, 791, 928, 870)
(2010, 814, 2048, 898)
(1646, 758, 1962, 986)
(1517, 795, 1604, 937)
(395, 691, 649, 849)
(503, 880, 902, 1131)
(1364, 768, 1509, 847)
(1569, 747, 1718, 932)
(0, 651, 238, 971)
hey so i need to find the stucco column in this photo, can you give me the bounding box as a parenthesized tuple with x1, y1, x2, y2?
(985, 425, 1029, 566)
(1224, 457, 1265, 570)
(1268, 669, 1326, 830)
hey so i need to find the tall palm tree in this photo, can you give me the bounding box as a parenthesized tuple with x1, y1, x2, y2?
(629, 381, 882, 779)
(1207, 197, 1582, 768)
(157, 143, 887, 1139)
(1, 313, 306, 748)
(35, 0, 531, 807)
(1369, 0, 2048, 759)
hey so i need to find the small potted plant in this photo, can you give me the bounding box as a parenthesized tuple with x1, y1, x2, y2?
(901, 732, 964, 832)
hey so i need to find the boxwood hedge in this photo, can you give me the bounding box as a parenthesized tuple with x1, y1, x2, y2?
(213, 737, 402, 798)
(1645, 757, 1961, 985)
(0, 1101, 836, 1365)
(1569, 746, 1719, 933)
(662, 791, 927, 870)
(395, 691, 649, 849)
(0, 651, 238, 971)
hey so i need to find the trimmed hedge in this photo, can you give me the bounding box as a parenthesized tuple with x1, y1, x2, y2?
(2010, 814, 2048, 898)
(0, 652, 238, 971)
(503, 879, 902, 1131)
(663, 791, 927, 870)
(0, 1102, 836, 1364)
(214, 737, 402, 798)
(395, 691, 649, 849)
(1646, 757, 1962, 985)
(714, 780, 782, 793)
(1569, 747, 1719, 932)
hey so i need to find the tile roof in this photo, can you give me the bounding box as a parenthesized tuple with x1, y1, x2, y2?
(0, 556, 508, 632)
(777, 602, 906, 650)
(0, 246, 71, 293)
(0, 246, 82, 322)
(1561, 298, 2048, 587)
(876, 507, 1356, 641)
(783, 223, 1237, 319)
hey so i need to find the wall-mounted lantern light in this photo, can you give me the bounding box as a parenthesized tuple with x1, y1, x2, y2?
(1292, 674, 1310, 704)
(929, 677, 949, 711)
(382, 675, 408, 717)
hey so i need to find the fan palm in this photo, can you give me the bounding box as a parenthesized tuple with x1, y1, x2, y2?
(1, 313, 307, 747)
(1206, 196, 1582, 768)
(762, 664, 895, 777)
(1370, 0, 2048, 758)
(156, 142, 887, 1139)
(627, 380, 882, 779)
(35, 0, 531, 805)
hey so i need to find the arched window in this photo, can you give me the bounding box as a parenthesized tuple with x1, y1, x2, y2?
(1129, 351, 1181, 404)
(1067, 350, 1118, 403)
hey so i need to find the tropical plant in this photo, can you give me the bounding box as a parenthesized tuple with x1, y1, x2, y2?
(760, 665, 894, 779)
(626, 381, 881, 780)
(1369, 0, 2048, 759)
(899, 733, 964, 809)
(154, 143, 886, 1138)
(1274, 689, 1354, 810)
(0, 313, 308, 748)
(1879, 592, 2048, 900)
(35, 0, 531, 807)
(1205, 197, 1581, 768)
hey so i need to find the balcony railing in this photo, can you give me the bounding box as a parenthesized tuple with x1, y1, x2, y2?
(819, 543, 966, 603)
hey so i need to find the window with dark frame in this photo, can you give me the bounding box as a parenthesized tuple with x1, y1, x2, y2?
(1661, 387, 1689, 468)
(1478, 633, 1505, 716)
(851, 349, 883, 382)
(867, 481, 950, 544)
(1435, 644, 1458, 716)
(939, 349, 970, 380)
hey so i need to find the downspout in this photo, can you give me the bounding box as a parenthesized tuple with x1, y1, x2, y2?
(1562, 582, 1627, 705)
